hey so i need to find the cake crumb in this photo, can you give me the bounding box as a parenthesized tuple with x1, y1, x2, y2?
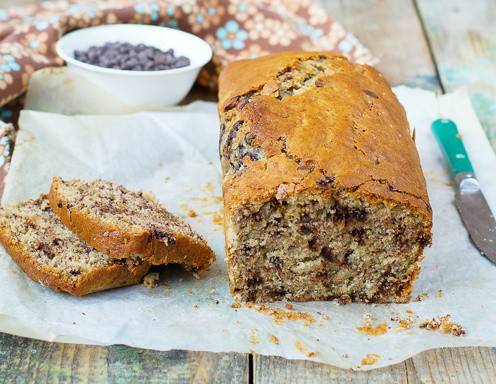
(211, 212, 224, 227)
(391, 311, 417, 330)
(201, 182, 215, 193)
(143, 272, 159, 288)
(187, 209, 197, 218)
(342, 353, 349, 359)
(179, 204, 198, 218)
(269, 335, 280, 345)
(357, 314, 388, 336)
(285, 303, 294, 310)
(361, 353, 380, 366)
(436, 289, 444, 298)
(192, 304, 198, 309)
(253, 304, 315, 326)
(231, 303, 241, 309)
(419, 315, 465, 336)
(294, 340, 319, 358)
(415, 293, 428, 301)
(249, 329, 260, 345)
(192, 195, 224, 206)
(337, 295, 351, 305)
(203, 209, 224, 229)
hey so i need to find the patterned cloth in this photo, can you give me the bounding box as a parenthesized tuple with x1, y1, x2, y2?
(0, 122, 13, 199)
(0, 0, 377, 198)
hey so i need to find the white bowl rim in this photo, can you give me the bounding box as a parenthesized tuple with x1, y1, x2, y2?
(55, 24, 213, 77)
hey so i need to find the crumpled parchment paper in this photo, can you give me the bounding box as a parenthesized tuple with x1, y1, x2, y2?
(0, 71, 495, 370)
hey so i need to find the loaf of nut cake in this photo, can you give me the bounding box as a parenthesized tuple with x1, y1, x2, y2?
(218, 52, 432, 303)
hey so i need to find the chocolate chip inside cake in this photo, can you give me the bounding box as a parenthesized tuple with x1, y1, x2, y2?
(218, 52, 432, 303)
(48, 177, 215, 271)
(227, 188, 429, 303)
(0, 196, 150, 295)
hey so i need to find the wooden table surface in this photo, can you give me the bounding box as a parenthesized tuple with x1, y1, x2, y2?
(1, 0, 496, 383)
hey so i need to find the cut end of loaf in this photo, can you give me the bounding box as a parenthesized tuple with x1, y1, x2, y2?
(226, 188, 431, 304)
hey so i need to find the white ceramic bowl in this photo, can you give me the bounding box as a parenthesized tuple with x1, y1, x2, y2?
(56, 24, 212, 107)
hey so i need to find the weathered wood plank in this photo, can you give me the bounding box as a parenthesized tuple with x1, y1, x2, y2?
(321, 0, 440, 90)
(254, 355, 413, 384)
(408, 347, 496, 384)
(0, 333, 249, 384)
(255, 348, 496, 384)
(416, 0, 496, 147)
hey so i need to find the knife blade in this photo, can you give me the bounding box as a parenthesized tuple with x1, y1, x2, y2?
(432, 118, 496, 265)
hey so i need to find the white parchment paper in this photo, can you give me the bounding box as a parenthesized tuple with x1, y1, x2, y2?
(1, 78, 495, 369)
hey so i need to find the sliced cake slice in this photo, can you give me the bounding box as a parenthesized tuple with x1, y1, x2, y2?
(0, 196, 150, 295)
(48, 177, 215, 271)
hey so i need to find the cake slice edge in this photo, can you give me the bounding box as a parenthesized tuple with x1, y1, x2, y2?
(0, 196, 150, 296)
(48, 177, 216, 272)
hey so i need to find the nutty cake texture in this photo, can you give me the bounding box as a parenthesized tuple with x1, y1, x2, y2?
(48, 177, 215, 271)
(218, 52, 432, 303)
(0, 197, 150, 295)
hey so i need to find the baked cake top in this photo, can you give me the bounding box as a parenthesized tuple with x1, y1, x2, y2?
(218, 52, 431, 222)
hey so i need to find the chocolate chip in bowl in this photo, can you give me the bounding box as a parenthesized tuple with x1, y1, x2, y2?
(56, 24, 212, 107)
(74, 42, 191, 71)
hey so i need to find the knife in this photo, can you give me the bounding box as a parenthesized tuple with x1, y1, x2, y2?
(432, 118, 496, 265)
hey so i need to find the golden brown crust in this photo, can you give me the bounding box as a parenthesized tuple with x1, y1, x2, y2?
(0, 224, 150, 296)
(219, 51, 329, 108)
(219, 52, 432, 303)
(48, 178, 215, 271)
(219, 51, 432, 228)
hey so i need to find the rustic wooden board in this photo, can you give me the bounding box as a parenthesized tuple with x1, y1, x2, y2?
(416, 0, 496, 148)
(255, 355, 411, 384)
(0, 333, 249, 383)
(255, 347, 496, 384)
(324, 0, 440, 90)
(409, 347, 496, 384)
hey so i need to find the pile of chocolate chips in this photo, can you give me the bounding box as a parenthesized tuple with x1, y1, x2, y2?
(74, 42, 191, 71)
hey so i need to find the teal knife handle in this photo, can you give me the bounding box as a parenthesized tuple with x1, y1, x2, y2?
(431, 118, 474, 175)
